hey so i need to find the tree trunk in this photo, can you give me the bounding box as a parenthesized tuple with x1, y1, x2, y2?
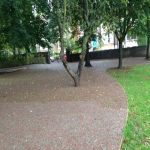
(25, 46, 30, 65)
(118, 39, 123, 69)
(18, 48, 21, 58)
(146, 35, 150, 59)
(48, 49, 50, 64)
(146, 18, 150, 60)
(75, 35, 90, 85)
(55, 0, 90, 87)
(13, 46, 16, 58)
(85, 42, 92, 67)
(56, 0, 80, 87)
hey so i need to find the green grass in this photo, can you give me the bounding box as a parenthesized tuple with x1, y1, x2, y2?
(107, 64, 150, 150)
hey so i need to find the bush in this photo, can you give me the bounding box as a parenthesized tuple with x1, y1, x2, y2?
(0, 54, 46, 68)
(0, 58, 26, 68)
(28, 57, 46, 64)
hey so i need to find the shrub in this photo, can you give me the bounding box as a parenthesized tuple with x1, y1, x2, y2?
(0, 54, 46, 68)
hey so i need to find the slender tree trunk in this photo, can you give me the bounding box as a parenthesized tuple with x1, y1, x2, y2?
(25, 46, 30, 65)
(18, 48, 21, 58)
(59, 30, 79, 86)
(118, 39, 123, 69)
(13, 46, 16, 58)
(85, 42, 92, 67)
(56, 0, 82, 87)
(48, 49, 50, 64)
(146, 35, 150, 59)
(146, 18, 150, 59)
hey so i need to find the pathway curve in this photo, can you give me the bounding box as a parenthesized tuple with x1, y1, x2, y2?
(0, 57, 149, 150)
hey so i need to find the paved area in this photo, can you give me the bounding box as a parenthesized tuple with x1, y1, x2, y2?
(0, 57, 149, 150)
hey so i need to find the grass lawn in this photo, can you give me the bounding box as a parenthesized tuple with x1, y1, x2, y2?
(107, 64, 150, 150)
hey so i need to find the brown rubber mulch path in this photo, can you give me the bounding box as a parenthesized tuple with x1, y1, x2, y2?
(0, 57, 149, 150)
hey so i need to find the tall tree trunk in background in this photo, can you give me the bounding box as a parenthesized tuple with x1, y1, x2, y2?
(18, 48, 21, 58)
(146, 19, 150, 59)
(85, 42, 92, 67)
(48, 49, 50, 64)
(146, 35, 150, 59)
(13, 46, 16, 58)
(118, 39, 123, 69)
(25, 46, 30, 65)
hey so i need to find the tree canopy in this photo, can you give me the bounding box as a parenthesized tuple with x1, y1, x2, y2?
(0, 0, 52, 53)
(104, 0, 150, 68)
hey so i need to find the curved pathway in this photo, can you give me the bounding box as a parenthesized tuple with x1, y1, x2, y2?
(0, 57, 149, 150)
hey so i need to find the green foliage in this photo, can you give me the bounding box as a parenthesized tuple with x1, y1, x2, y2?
(64, 37, 80, 53)
(28, 57, 46, 64)
(72, 48, 81, 54)
(0, 52, 46, 68)
(53, 50, 60, 58)
(0, 52, 12, 63)
(103, 0, 150, 68)
(108, 64, 150, 149)
(49, 50, 53, 56)
(0, 57, 26, 68)
(71, 0, 107, 53)
(0, 0, 53, 54)
(105, 0, 147, 40)
(137, 35, 147, 46)
(98, 39, 104, 49)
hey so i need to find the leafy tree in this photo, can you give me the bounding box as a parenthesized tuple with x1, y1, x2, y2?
(137, 36, 147, 46)
(72, 0, 106, 68)
(129, 0, 150, 59)
(0, 0, 51, 56)
(105, 0, 149, 68)
(0, 0, 28, 52)
(50, 0, 106, 86)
